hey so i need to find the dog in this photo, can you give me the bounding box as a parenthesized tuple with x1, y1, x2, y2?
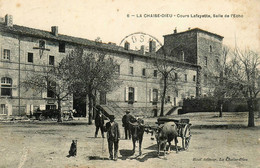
(68, 140, 77, 157)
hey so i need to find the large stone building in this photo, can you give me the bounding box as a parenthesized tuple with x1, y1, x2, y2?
(0, 14, 223, 117)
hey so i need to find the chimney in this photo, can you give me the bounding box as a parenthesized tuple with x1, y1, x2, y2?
(174, 27, 177, 34)
(51, 26, 58, 36)
(149, 40, 156, 53)
(124, 41, 130, 50)
(5, 14, 13, 27)
(140, 45, 145, 54)
(108, 42, 116, 45)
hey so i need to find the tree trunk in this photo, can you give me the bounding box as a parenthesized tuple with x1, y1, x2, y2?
(88, 93, 93, 125)
(247, 98, 255, 127)
(218, 99, 223, 117)
(160, 77, 167, 116)
(93, 90, 97, 119)
(57, 99, 63, 123)
(219, 103, 223, 117)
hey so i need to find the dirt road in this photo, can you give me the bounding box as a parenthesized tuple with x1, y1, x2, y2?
(0, 112, 259, 168)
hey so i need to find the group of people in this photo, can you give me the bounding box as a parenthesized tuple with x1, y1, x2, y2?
(94, 108, 134, 161)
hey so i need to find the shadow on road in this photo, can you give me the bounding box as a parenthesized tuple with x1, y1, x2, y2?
(119, 149, 159, 162)
(119, 144, 184, 162)
(144, 144, 157, 150)
(129, 151, 159, 162)
(119, 149, 134, 160)
(88, 156, 109, 160)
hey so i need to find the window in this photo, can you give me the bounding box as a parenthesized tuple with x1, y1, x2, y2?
(129, 66, 134, 75)
(39, 40, 45, 48)
(204, 56, 208, 66)
(210, 45, 212, 52)
(142, 68, 146, 77)
(47, 81, 56, 98)
(165, 96, 171, 104)
(216, 58, 219, 66)
(59, 42, 65, 53)
(129, 55, 134, 63)
(153, 70, 157, 78)
(115, 65, 120, 74)
(128, 87, 135, 104)
(152, 89, 158, 105)
(46, 105, 56, 110)
(0, 104, 7, 115)
(3, 49, 10, 60)
(175, 73, 178, 80)
(184, 74, 187, 82)
(193, 75, 196, 82)
(28, 53, 33, 63)
(1, 77, 12, 96)
(49, 56, 55, 66)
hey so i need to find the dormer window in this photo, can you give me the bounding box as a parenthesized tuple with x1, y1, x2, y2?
(39, 40, 45, 49)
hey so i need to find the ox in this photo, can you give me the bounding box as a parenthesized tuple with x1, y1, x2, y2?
(155, 121, 179, 156)
(128, 118, 145, 156)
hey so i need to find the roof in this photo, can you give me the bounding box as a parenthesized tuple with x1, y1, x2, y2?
(163, 28, 224, 39)
(0, 22, 148, 55)
(0, 22, 200, 69)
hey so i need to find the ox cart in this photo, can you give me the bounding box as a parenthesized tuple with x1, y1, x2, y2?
(146, 117, 192, 151)
(157, 118, 192, 150)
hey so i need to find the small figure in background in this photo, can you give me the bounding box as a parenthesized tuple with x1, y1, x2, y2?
(68, 109, 75, 120)
(95, 109, 105, 138)
(104, 115, 120, 161)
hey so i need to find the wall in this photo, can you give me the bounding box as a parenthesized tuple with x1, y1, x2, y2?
(0, 24, 205, 117)
(0, 31, 73, 116)
(163, 31, 197, 64)
(197, 31, 223, 96)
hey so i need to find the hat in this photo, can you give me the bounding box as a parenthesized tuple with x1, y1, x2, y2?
(125, 110, 130, 114)
(109, 115, 115, 120)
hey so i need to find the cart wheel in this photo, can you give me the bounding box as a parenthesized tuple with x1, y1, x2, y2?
(39, 114, 45, 121)
(182, 124, 191, 150)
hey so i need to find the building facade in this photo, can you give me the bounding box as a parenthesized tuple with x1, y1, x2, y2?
(0, 14, 223, 117)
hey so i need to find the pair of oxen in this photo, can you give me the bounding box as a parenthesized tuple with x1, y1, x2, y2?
(128, 117, 186, 157)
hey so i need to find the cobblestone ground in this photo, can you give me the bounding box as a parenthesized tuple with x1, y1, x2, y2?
(0, 112, 259, 168)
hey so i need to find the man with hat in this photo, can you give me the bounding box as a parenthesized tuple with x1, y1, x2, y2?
(104, 115, 120, 161)
(122, 110, 133, 139)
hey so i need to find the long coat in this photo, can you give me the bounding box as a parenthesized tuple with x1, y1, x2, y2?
(105, 121, 120, 141)
(95, 113, 104, 127)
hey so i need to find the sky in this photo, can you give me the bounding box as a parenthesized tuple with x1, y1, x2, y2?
(0, 0, 259, 52)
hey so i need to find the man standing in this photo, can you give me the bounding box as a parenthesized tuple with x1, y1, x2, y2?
(122, 110, 133, 139)
(95, 109, 105, 138)
(105, 115, 120, 161)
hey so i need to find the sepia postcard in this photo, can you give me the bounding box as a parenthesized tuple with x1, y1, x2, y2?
(0, 0, 259, 168)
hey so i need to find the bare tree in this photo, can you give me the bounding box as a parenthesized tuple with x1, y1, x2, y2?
(60, 47, 121, 124)
(226, 48, 260, 127)
(153, 53, 186, 116)
(22, 64, 77, 122)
